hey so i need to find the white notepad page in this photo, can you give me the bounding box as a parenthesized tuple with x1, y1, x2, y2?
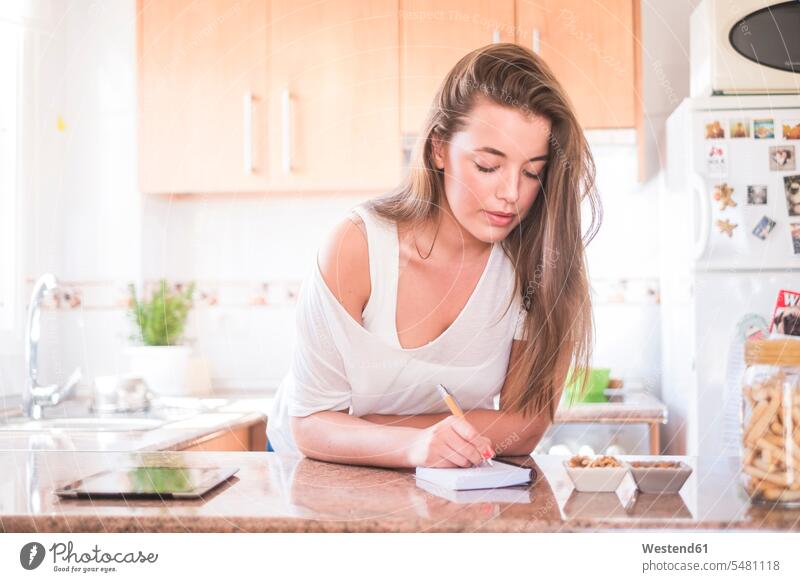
(415, 461, 533, 491)
(415, 478, 533, 503)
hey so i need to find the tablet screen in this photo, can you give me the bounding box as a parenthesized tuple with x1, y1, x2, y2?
(55, 466, 239, 499)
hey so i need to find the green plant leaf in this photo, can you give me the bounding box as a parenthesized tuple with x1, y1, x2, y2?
(127, 280, 195, 346)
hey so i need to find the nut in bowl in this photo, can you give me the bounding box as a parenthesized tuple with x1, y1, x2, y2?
(564, 455, 629, 493)
(628, 460, 693, 494)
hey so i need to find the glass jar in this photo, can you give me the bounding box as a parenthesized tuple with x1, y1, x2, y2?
(741, 339, 800, 505)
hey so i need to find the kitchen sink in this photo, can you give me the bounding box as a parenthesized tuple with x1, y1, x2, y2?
(0, 395, 226, 433)
(0, 416, 168, 432)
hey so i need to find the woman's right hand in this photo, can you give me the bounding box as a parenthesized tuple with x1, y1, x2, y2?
(406, 416, 495, 468)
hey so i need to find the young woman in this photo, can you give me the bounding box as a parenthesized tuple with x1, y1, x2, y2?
(267, 42, 601, 468)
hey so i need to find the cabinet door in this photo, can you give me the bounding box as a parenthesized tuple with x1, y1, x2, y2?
(268, 0, 401, 192)
(400, 0, 516, 135)
(516, 0, 636, 129)
(180, 426, 251, 452)
(138, 0, 269, 194)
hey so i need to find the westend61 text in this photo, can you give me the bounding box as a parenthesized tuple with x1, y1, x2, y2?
(642, 543, 708, 554)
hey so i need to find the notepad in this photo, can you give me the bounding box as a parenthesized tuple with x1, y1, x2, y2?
(415, 478, 533, 503)
(415, 461, 533, 491)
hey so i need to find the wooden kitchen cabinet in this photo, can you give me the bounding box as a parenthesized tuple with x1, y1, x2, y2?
(180, 418, 267, 452)
(181, 425, 250, 452)
(399, 0, 516, 135)
(515, 0, 639, 129)
(138, 0, 270, 194)
(137, 0, 642, 195)
(266, 0, 401, 191)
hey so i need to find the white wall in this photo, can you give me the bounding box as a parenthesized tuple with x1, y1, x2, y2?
(141, 192, 372, 389)
(2, 0, 140, 396)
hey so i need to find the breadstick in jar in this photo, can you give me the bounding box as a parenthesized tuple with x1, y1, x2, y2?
(745, 396, 781, 446)
(743, 464, 791, 487)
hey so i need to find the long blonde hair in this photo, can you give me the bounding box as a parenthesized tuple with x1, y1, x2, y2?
(369, 43, 601, 421)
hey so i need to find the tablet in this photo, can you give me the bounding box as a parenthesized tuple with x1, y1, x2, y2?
(54, 466, 239, 499)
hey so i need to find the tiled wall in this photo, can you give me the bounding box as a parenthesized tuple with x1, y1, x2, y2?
(140, 192, 372, 389)
(31, 143, 662, 394)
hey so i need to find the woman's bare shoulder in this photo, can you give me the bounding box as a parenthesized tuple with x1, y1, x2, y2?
(316, 211, 371, 324)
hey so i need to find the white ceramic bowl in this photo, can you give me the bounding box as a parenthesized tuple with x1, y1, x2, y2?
(628, 461, 693, 494)
(564, 460, 630, 492)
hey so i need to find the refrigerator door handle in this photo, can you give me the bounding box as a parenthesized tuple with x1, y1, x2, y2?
(691, 173, 710, 260)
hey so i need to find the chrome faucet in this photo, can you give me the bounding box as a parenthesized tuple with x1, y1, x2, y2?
(22, 274, 82, 419)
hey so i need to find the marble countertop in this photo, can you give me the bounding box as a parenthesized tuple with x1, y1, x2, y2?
(2, 451, 798, 533)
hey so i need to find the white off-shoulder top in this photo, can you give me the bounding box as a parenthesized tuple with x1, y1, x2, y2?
(267, 202, 526, 454)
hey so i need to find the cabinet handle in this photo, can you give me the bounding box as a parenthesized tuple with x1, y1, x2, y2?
(281, 88, 293, 175)
(532, 28, 541, 54)
(492, 29, 501, 43)
(243, 91, 253, 175)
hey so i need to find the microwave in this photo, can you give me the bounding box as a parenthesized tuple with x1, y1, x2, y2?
(690, 0, 800, 96)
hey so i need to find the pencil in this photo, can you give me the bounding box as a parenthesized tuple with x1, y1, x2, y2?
(435, 383, 494, 466)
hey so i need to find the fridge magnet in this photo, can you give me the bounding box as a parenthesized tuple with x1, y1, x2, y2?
(705, 120, 724, 139)
(713, 182, 736, 210)
(769, 289, 800, 336)
(736, 314, 768, 342)
(784, 175, 800, 216)
(706, 144, 727, 176)
(752, 215, 776, 240)
(793, 224, 800, 255)
(747, 185, 767, 204)
(754, 118, 774, 139)
(730, 118, 750, 138)
(716, 218, 738, 237)
(782, 120, 800, 140)
(769, 145, 796, 171)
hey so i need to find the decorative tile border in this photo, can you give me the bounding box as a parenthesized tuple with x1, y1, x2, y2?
(24, 279, 303, 311)
(591, 278, 660, 304)
(25, 277, 658, 310)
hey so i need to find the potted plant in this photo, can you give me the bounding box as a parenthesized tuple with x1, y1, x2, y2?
(126, 280, 197, 396)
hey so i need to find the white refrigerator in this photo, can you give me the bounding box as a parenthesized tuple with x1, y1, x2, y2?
(662, 95, 800, 457)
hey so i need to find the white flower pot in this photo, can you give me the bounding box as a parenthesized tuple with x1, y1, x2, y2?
(125, 346, 193, 396)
